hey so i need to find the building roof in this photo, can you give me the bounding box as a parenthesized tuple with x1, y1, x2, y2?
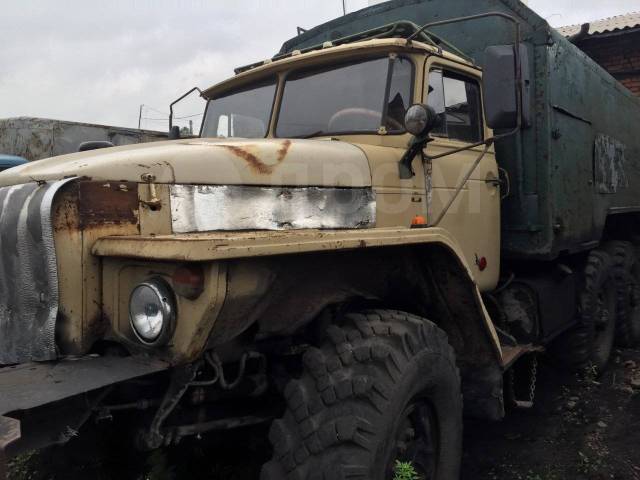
(558, 11, 640, 37)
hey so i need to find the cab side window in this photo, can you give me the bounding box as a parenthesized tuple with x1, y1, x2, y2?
(427, 69, 483, 143)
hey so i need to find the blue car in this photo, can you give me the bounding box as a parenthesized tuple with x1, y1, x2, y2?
(0, 154, 27, 172)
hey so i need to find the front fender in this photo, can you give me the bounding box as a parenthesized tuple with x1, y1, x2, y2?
(95, 226, 507, 420)
(93, 227, 502, 363)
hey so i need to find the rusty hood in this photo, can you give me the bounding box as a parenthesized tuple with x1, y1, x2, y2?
(0, 138, 372, 188)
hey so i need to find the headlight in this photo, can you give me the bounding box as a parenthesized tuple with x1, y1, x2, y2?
(129, 278, 176, 345)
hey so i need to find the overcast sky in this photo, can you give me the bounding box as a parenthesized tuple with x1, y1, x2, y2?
(0, 0, 636, 130)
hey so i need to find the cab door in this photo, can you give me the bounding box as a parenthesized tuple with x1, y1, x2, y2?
(424, 58, 500, 291)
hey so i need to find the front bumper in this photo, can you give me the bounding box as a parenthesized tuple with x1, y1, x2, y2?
(0, 355, 168, 478)
(0, 417, 19, 480)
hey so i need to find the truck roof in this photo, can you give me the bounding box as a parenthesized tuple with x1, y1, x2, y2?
(280, 0, 548, 55)
(202, 37, 474, 99)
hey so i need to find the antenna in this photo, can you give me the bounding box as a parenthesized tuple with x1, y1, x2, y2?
(342, 0, 346, 15)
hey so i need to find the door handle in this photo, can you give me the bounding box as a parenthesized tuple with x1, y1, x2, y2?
(485, 172, 501, 188)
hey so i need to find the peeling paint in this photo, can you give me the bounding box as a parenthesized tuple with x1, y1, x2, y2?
(276, 139, 292, 162)
(595, 134, 627, 194)
(219, 140, 292, 175)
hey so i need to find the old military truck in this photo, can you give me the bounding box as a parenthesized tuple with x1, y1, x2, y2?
(2, 0, 640, 478)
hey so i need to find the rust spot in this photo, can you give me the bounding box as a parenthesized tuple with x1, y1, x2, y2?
(87, 312, 110, 341)
(277, 139, 292, 162)
(77, 181, 139, 229)
(53, 183, 80, 232)
(222, 145, 270, 174)
(222, 140, 293, 175)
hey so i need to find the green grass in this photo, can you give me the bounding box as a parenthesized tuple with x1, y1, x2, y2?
(393, 461, 421, 480)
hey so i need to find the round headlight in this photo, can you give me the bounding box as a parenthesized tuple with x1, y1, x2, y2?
(129, 279, 175, 345)
(404, 104, 438, 137)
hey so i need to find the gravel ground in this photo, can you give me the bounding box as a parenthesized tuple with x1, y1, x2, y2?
(462, 347, 640, 479)
(8, 348, 640, 480)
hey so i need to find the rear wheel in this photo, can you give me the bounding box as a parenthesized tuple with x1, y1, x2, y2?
(609, 241, 640, 347)
(261, 309, 462, 480)
(553, 249, 617, 373)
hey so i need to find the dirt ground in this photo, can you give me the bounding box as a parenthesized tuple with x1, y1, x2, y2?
(461, 347, 640, 480)
(8, 347, 640, 480)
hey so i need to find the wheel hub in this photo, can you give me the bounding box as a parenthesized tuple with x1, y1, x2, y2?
(388, 400, 437, 479)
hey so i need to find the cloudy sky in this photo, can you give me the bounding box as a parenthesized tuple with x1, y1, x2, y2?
(0, 0, 635, 130)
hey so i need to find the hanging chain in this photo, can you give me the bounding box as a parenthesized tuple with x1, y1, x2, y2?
(507, 367, 516, 404)
(509, 353, 538, 409)
(528, 354, 538, 404)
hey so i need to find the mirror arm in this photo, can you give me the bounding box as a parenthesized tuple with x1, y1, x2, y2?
(399, 136, 431, 179)
(169, 87, 203, 130)
(429, 139, 493, 227)
(399, 120, 523, 180)
(400, 134, 497, 179)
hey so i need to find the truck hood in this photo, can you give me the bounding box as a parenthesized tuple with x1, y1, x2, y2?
(0, 138, 372, 188)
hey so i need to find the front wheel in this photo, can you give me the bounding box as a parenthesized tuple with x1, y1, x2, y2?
(261, 310, 463, 480)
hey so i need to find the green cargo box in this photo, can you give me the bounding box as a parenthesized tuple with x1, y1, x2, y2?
(281, 0, 640, 261)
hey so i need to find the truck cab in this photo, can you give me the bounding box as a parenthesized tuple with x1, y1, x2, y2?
(199, 37, 500, 290)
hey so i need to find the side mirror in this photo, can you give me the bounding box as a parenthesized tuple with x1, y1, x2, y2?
(404, 104, 440, 138)
(482, 44, 530, 130)
(398, 104, 440, 180)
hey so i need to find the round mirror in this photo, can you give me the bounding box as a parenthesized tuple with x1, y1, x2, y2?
(404, 104, 438, 137)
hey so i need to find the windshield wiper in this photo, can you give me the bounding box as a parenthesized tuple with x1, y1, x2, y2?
(294, 130, 327, 139)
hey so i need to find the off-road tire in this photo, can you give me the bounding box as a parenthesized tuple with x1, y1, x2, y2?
(553, 249, 617, 373)
(609, 241, 640, 347)
(261, 309, 462, 480)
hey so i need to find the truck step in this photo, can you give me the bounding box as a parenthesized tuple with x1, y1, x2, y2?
(501, 344, 544, 370)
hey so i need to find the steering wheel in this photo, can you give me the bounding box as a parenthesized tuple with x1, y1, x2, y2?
(328, 108, 404, 133)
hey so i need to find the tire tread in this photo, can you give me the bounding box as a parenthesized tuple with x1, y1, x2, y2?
(260, 309, 460, 480)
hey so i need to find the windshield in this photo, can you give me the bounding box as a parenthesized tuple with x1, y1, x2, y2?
(200, 55, 413, 139)
(201, 79, 276, 138)
(277, 56, 413, 138)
